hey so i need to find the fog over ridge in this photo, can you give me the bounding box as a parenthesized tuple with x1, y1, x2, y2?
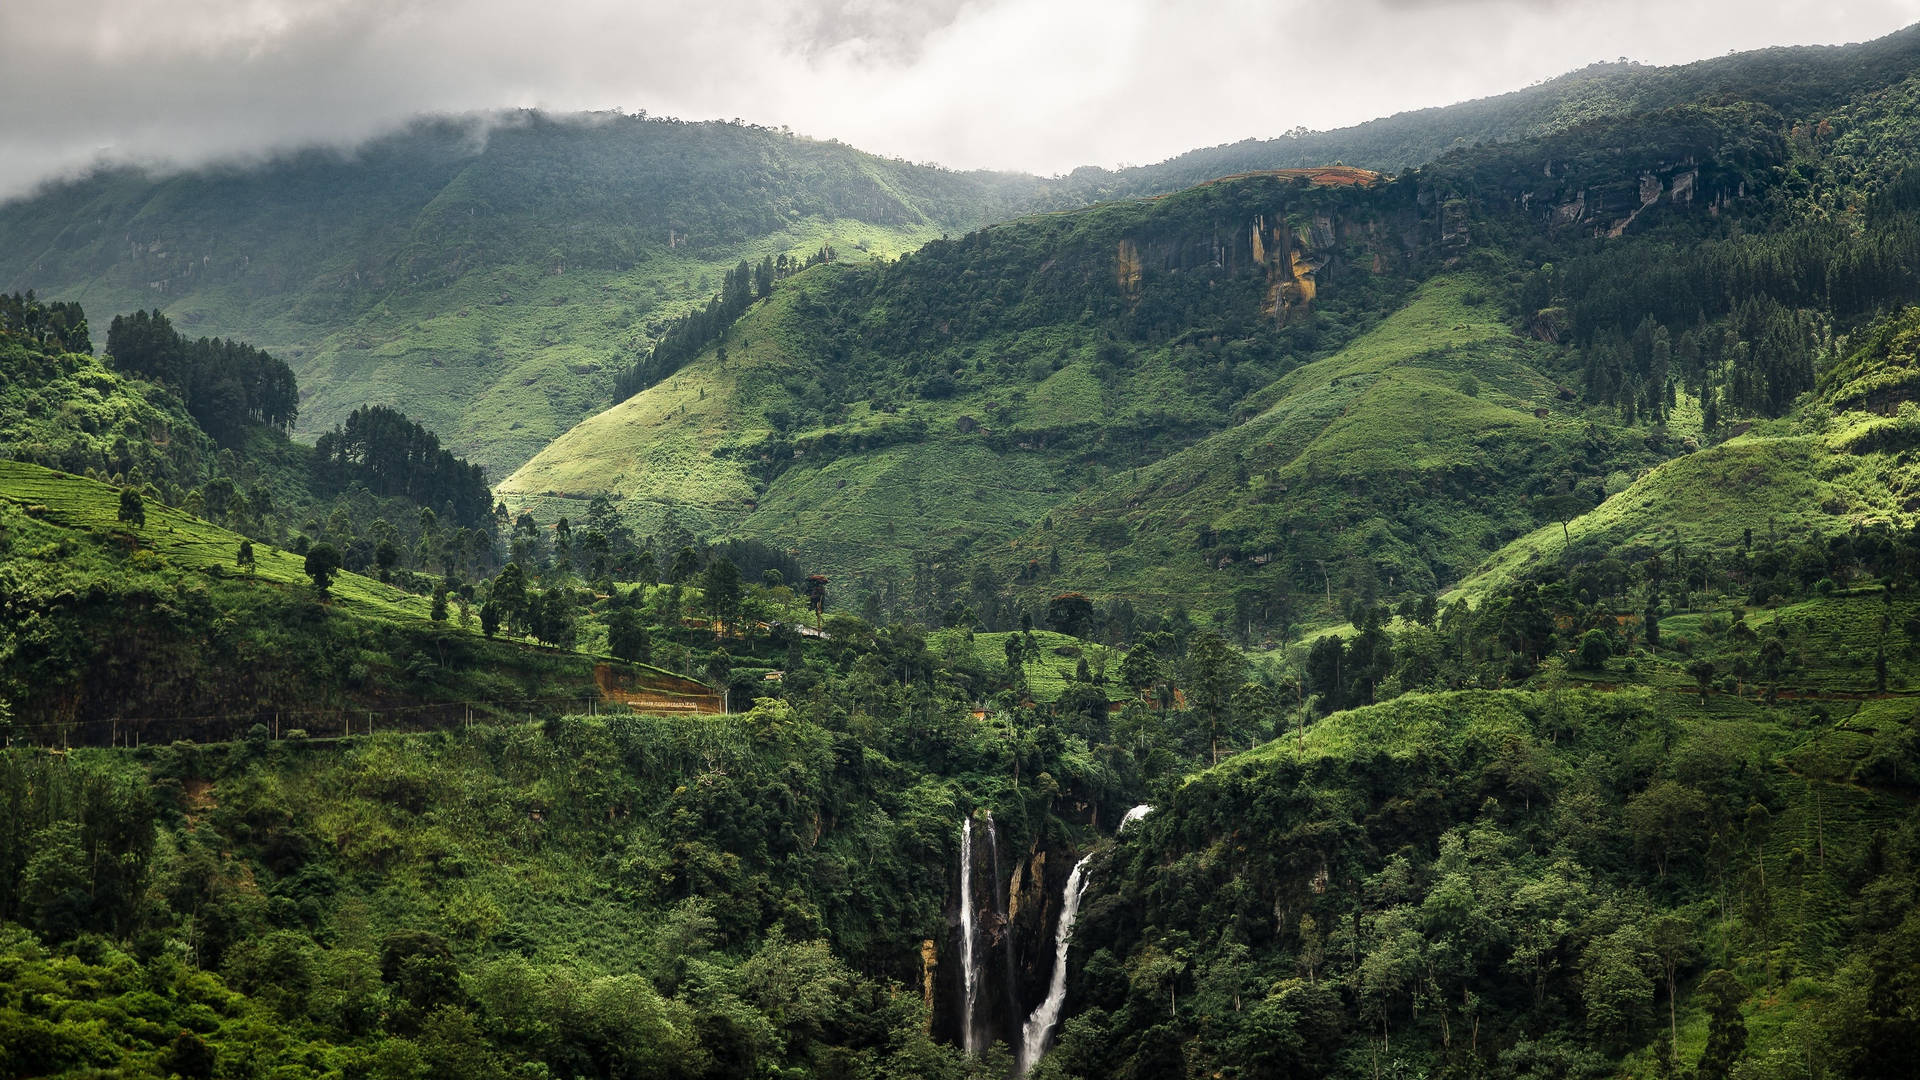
(1, 0, 1917, 200)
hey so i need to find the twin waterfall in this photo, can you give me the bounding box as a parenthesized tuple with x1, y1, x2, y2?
(955, 805, 1150, 1074)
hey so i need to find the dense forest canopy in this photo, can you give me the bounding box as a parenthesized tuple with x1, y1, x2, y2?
(105, 308, 298, 444)
(313, 405, 493, 529)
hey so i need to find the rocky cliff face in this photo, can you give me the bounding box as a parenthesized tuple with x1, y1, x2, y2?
(1110, 176, 1417, 326)
(1420, 103, 1787, 241)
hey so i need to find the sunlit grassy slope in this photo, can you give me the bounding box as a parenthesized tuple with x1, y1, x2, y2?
(1450, 409, 1920, 604)
(506, 263, 1663, 627)
(503, 170, 1437, 608)
(0, 459, 447, 626)
(1020, 275, 1658, 621)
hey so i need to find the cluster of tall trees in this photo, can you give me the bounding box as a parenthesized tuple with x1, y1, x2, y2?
(312, 405, 492, 528)
(1538, 169, 1920, 423)
(104, 309, 298, 444)
(0, 292, 90, 354)
(614, 248, 832, 400)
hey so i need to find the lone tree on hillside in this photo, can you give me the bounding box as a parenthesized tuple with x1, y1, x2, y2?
(1046, 592, 1095, 639)
(236, 540, 255, 575)
(606, 608, 651, 663)
(702, 557, 743, 633)
(117, 488, 145, 528)
(804, 574, 829, 626)
(1576, 628, 1613, 670)
(1688, 659, 1717, 701)
(304, 543, 343, 596)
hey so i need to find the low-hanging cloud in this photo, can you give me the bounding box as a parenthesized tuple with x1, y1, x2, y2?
(1, 0, 1917, 201)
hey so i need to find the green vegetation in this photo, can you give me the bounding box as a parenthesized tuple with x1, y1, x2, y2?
(504, 168, 1421, 625)
(0, 115, 1040, 475)
(8, 22, 1920, 1080)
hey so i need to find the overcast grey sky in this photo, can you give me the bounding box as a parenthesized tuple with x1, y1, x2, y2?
(3, 0, 1918, 199)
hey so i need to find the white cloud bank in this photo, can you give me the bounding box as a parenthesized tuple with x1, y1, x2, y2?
(2, 0, 1917, 198)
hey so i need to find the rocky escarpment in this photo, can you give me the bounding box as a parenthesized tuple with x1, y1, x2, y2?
(1112, 172, 1417, 326)
(1419, 103, 1787, 240)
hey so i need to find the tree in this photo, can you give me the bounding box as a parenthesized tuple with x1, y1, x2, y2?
(1647, 913, 1698, 1065)
(607, 608, 652, 663)
(702, 557, 744, 633)
(1119, 647, 1160, 695)
(431, 588, 449, 623)
(1047, 592, 1095, 639)
(1186, 632, 1246, 763)
(1576, 628, 1613, 670)
(531, 590, 577, 649)
(1695, 969, 1748, 1080)
(492, 563, 530, 635)
(304, 544, 343, 596)
(804, 574, 829, 625)
(117, 487, 145, 527)
(1688, 659, 1716, 701)
(236, 540, 255, 575)
(1625, 780, 1710, 879)
(705, 647, 732, 688)
(480, 601, 501, 638)
(20, 822, 89, 941)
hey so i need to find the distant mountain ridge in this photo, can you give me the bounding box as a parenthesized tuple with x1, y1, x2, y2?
(4, 22, 1917, 479)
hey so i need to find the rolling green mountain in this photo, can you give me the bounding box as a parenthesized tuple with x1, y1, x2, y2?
(9, 22, 1920, 484)
(1047, 20, 1920, 203)
(500, 166, 1418, 614)
(508, 92, 1907, 632)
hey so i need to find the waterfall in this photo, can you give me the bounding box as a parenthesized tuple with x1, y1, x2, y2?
(959, 816, 980, 1056)
(1018, 852, 1094, 1075)
(1119, 804, 1154, 832)
(985, 812, 1022, 1046)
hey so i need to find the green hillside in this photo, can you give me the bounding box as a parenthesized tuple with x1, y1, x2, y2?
(500, 168, 1419, 620)
(505, 101, 1815, 631)
(7, 21, 1920, 1080)
(0, 459, 706, 741)
(1451, 306, 1920, 606)
(1012, 274, 1662, 626)
(0, 115, 1039, 475)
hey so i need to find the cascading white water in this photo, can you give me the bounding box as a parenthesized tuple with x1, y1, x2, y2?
(959, 816, 980, 1056)
(1017, 852, 1095, 1075)
(1119, 804, 1154, 832)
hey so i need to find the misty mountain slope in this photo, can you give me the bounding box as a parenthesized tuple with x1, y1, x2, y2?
(9, 24, 1920, 482)
(0, 114, 1040, 474)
